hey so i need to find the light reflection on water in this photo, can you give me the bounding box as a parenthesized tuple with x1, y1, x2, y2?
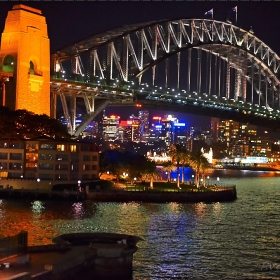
(1, 170, 280, 279)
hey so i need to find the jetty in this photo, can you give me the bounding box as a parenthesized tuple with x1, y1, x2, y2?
(0, 231, 141, 280)
(0, 185, 237, 203)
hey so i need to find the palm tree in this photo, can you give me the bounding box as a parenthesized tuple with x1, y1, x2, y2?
(169, 144, 190, 188)
(169, 144, 183, 188)
(162, 161, 176, 182)
(142, 169, 161, 189)
(180, 149, 190, 184)
(189, 150, 210, 188)
(141, 160, 161, 189)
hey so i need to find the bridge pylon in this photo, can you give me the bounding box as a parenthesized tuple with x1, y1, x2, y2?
(0, 4, 50, 116)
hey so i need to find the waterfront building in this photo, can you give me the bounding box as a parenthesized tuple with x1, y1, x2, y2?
(0, 137, 99, 183)
(249, 137, 272, 157)
(211, 118, 259, 158)
(217, 119, 239, 156)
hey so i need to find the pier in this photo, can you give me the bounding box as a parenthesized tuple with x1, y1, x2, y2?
(0, 231, 141, 280)
(0, 185, 237, 203)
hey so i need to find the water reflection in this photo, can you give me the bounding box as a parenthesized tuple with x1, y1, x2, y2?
(71, 202, 84, 219)
(1, 171, 280, 279)
(164, 167, 280, 181)
(31, 201, 45, 214)
(194, 202, 207, 219)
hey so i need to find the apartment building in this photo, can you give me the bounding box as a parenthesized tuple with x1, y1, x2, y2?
(0, 137, 99, 184)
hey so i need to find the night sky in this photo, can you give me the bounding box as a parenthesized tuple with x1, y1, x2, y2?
(1, 1, 280, 129)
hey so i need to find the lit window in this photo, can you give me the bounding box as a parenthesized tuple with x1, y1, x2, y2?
(70, 145, 76, 152)
(57, 145, 65, 151)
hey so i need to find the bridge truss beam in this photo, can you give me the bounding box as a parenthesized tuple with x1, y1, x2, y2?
(51, 19, 280, 135)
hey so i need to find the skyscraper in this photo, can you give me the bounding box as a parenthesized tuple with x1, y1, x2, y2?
(139, 110, 149, 142)
(102, 115, 120, 141)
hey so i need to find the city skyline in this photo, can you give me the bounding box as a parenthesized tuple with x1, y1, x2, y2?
(103, 106, 211, 128)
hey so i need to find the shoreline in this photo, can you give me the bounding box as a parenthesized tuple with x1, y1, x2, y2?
(215, 166, 280, 171)
(0, 186, 237, 203)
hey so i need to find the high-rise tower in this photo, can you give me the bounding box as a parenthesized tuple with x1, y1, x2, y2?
(0, 4, 50, 115)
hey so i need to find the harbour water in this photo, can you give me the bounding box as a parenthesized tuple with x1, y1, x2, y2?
(1, 169, 280, 279)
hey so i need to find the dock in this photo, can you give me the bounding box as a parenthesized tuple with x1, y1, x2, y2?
(0, 188, 86, 201)
(0, 185, 237, 203)
(0, 232, 141, 280)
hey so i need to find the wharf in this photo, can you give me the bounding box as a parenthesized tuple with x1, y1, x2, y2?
(1, 245, 91, 280)
(0, 189, 86, 201)
(0, 186, 237, 203)
(0, 232, 141, 280)
(86, 186, 237, 203)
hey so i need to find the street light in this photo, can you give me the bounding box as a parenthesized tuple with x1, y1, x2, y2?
(78, 180, 81, 192)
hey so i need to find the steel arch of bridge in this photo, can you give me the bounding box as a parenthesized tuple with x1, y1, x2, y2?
(51, 18, 280, 136)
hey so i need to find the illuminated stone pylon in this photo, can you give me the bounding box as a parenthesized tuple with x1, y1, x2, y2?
(0, 4, 50, 116)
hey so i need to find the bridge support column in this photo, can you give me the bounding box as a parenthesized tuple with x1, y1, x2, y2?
(0, 4, 50, 116)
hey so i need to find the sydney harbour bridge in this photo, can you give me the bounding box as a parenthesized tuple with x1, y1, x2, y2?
(50, 18, 280, 136)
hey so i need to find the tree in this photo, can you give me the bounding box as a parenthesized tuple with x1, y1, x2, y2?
(0, 107, 71, 139)
(141, 160, 161, 189)
(0, 106, 17, 138)
(99, 150, 127, 181)
(125, 152, 149, 183)
(162, 161, 176, 182)
(180, 149, 190, 184)
(189, 150, 210, 188)
(169, 144, 189, 188)
(99, 150, 151, 184)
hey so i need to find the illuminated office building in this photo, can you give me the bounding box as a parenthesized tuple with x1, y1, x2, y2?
(119, 115, 140, 142)
(139, 110, 149, 142)
(102, 115, 120, 141)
